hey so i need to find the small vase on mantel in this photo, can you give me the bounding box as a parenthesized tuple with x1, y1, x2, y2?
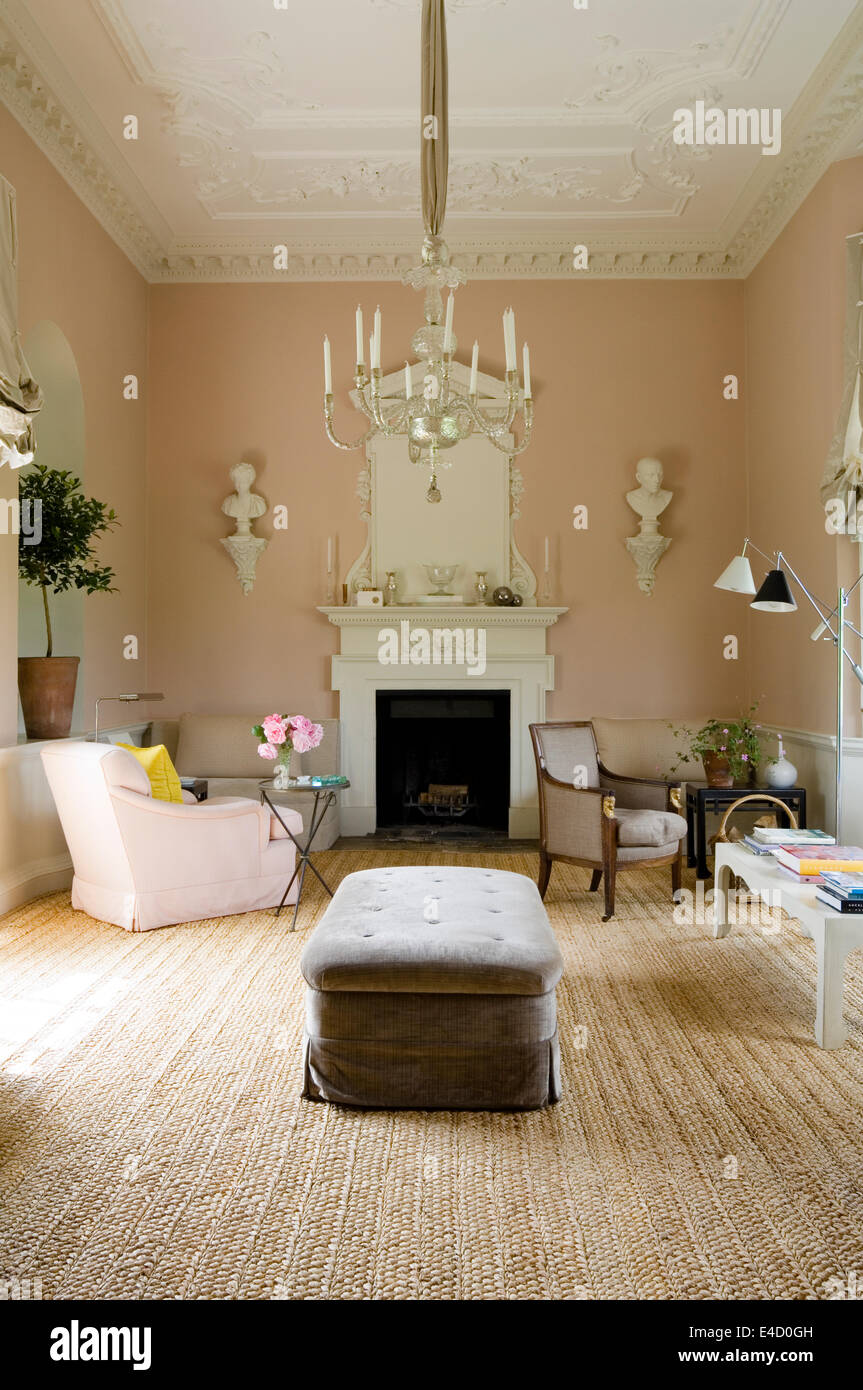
(475, 571, 489, 605)
(273, 747, 293, 791)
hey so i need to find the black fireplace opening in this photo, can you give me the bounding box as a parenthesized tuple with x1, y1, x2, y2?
(376, 690, 510, 834)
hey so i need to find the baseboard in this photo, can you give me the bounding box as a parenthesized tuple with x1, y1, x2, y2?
(0, 854, 72, 916)
(509, 807, 539, 838)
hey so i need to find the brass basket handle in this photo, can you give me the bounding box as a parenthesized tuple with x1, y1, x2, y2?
(716, 793, 799, 842)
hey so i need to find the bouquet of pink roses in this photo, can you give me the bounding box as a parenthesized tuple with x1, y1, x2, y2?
(252, 713, 324, 783)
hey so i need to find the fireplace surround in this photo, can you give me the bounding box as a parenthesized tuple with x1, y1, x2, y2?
(319, 604, 567, 837)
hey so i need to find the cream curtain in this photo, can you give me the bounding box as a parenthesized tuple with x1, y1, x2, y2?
(420, 0, 448, 237)
(0, 175, 41, 464)
(821, 233, 863, 504)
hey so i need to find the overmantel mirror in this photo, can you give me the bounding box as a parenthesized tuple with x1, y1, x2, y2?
(343, 360, 538, 606)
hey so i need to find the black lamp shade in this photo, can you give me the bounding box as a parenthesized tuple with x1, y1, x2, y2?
(751, 568, 797, 612)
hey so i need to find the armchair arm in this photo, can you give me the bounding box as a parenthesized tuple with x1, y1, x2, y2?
(537, 769, 615, 861)
(598, 761, 683, 813)
(108, 789, 274, 887)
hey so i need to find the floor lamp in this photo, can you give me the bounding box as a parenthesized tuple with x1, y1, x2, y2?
(94, 693, 164, 743)
(715, 539, 863, 839)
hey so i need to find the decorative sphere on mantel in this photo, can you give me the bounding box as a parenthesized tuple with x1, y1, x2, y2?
(493, 586, 514, 606)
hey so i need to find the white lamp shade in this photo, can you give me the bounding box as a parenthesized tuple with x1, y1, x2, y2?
(714, 554, 756, 594)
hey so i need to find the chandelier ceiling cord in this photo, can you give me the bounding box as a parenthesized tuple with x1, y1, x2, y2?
(323, 0, 534, 502)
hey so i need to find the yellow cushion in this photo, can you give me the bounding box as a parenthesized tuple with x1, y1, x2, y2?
(119, 743, 184, 803)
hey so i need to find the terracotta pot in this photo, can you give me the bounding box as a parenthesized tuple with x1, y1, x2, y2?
(702, 751, 733, 788)
(18, 657, 80, 740)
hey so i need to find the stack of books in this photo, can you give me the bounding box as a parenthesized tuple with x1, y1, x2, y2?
(816, 872, 863, 914)
(773, 845, 863, 885)
(741, 827, 835, 856)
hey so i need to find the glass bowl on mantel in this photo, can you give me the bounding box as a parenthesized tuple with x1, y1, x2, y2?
(416, 563, 464, 606)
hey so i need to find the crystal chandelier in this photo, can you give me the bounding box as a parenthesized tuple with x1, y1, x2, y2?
(323, 0, 533, 502)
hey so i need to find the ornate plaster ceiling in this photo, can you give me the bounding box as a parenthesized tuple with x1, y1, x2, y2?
(1, 0, 862, 280)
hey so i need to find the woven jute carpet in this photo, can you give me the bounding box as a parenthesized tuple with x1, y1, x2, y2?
(2, 850, 863, 1301)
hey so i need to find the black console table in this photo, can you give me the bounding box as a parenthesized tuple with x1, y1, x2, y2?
(684, 782, 807, 879)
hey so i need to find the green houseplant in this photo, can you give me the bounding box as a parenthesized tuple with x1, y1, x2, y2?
(17, 463, 117, 739)
(667, 706, 764, 788)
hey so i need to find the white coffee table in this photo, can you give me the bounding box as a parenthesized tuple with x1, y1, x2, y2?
(714, 841, 863, 1049)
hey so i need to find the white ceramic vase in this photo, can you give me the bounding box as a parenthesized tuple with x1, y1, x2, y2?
(763, 756, 797, 789)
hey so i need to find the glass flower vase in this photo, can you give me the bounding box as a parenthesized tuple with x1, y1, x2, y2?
(272, 747, 293, 790)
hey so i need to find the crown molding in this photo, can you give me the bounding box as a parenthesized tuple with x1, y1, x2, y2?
(0, 0, 861, 284)
(153, 236, 736, 282)
(0, 10, 162, 278)
(726, 6, 863, 276)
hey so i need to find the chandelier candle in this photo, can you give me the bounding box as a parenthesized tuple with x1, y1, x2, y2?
(444, 292, 455, 353)
(470, 341, 479, 397)
(355, 306, 364, 367)
(404, 361, 412, 400)
(523, 344, 532, 400)
(503, 308, 517, 372)
(373, 307, 382, 370)
(323, 336, 332, 394)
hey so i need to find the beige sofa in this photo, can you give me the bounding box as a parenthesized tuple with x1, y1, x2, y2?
(589, 717, 714, 784)
(146, 714, 342, 850)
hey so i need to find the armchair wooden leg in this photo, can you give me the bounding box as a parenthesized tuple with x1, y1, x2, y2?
(601, 818, 618, 921)
(602, 867, 616, 921)
(589, 869, 602, 893)
(538, 851, 552, 900)
(671, 848, 682, 901)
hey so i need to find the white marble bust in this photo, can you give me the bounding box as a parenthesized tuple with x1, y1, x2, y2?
(626, 457, 672, 537)
(220, 459, 268, 595)
(222, 460, 266, 538)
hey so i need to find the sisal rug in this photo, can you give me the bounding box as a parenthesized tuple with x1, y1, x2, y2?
(1, 850, 863, 1301)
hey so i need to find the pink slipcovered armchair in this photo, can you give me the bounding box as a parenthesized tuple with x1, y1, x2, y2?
(41, 742, 302, 932)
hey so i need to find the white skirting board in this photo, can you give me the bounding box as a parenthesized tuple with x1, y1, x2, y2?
(0, 854, 72, 916)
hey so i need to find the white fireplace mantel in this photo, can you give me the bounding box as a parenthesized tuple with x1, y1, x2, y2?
(319, 605, 568, 837)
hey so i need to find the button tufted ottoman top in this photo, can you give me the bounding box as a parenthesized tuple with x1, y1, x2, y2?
(300, 866, 563, 996)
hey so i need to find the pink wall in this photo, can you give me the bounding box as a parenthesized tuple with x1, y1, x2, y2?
(0, 104, 149, 742)
(147, 277, 747, 723)
(745, 155, 863, 735)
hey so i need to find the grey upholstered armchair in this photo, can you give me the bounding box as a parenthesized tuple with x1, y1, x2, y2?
(529, 721, 687, 920)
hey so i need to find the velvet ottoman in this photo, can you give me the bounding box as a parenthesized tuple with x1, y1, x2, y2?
(300, 865, 564, 1110)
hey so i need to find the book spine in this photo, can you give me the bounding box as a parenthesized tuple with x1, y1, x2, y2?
(820, 881, 863, 897)
(816, 893, 863, 913)
(798, 861, 863, 875)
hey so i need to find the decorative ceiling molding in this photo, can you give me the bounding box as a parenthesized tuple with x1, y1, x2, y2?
(726, 11, 863, 275)
(153, 238, 736, 283)
(565, 0, 790, 122)
(0, 16, 161, 278)
(94, 1, 321, 133)
(199, 148, 692, 219)
(0, 0, 861, 283)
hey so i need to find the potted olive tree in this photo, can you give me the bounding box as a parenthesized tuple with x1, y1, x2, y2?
(17, 463, 117, 739)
